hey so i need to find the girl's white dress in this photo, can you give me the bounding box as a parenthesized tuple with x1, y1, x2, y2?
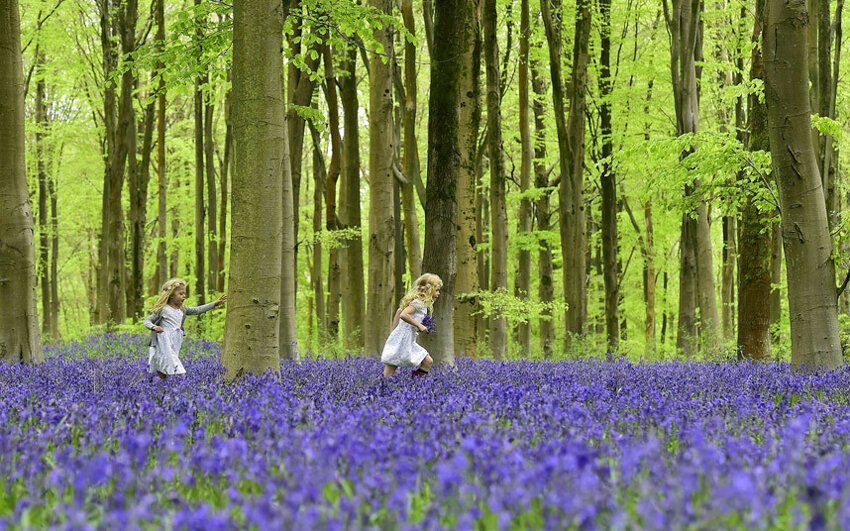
(381, 299, 429, 368)
(148, 305, 188, 375)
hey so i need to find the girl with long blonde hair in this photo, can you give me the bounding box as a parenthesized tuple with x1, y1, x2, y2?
(143, 278, 227, 379)
(380, 273, 442, 378)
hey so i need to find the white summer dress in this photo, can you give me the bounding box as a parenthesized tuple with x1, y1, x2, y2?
(381, 299, 429, 368)
(144, 302, 216, 375)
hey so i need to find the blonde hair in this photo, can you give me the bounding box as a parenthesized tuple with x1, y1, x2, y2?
(151, 278, 188, 313)
(399, 273, 443, 313)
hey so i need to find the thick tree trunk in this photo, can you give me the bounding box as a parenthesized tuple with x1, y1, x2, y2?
(419, 0, 467, 365)
(222, 0, 285, 378)
(599, 0, 619, 353)
(364, 0, 397, 356)
(738, 0, 772, 361)
(531, 62, 555, 358)
(0, 0, 43, 363)
(339, 47, 366, 351)
(484, 0, 508, 360)
(764, 0, 842, 370)
(454, 0, 481, 359)
(542, 0, 592, 350)
(513, 0, 532, 356)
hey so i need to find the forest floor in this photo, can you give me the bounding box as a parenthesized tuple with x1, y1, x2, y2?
(1, 334, 848, 529)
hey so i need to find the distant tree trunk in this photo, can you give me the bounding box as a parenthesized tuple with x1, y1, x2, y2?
(476, 145, 490, 346)
(170, 174, 180, 278)
(513, 0, 533, 356)
(454, 0, 481, 359)
(401, 0, 423, 280)
(129, 96, 154, 319)
(35, 68, 51, 339)
(0, 0, 43, 363)
(279, 83, 299, 361)
(484, 0, 508, 360)
(48, 162, 58, 338)
(218, 74, 232, 292)
(818, 0, 844, 227)
(738, 0, 772, 361)
(769, 225, 782, 337)
(323, 45, 343, 339)
(193, 0, 206, 306)
(364, 0, 396, 356)
(721, 216, 736, 339)
(419, 0, 467, 365)
(155, 0, 167, 292)
(764, 0, 842, 370)
(598, 0, 619, 353)
(531, 61, 555, 358)
(222, 0, 284, 379)
(309, 128, 325, 340)
(663, 0, 720, 354)
(205, 100, 218, 295)
(339, 46, 365, 351)
(542, 0, 592, 350)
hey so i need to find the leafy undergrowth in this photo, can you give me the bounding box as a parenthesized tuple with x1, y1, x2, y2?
(2, 334, 850, 529)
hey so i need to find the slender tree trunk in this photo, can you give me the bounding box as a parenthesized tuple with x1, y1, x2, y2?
(323, 45, 343, 339)
(542, 0, 592, 350)
(599, 0, 619, 353)
(155, 0, 167, 292)
(764, 0, 842, 370)
(531, 61, 555, 358)
(401, 0, 422, 280)
(476, 145, 490, 346)
(35, 70, 51, 339)
(222, 0, 285, 378)
(310, 129, 325, 339)
(339, 47, 366, 351)
(0, 0, 42, 363)
(364, 0, 397, 356)
(205, 101, 218, 295)
(219, 74, 232, 293)
(48, 165, 58, 339)
(721, 216, 736, 339)
(279, 74, 299, 361)
(484, 0, 508, 359)
(454, 0, 481, 359)
(513, 0, 533, 356)
(193, 0, 206, 305)
(419, 0, 467, 365)
(130, 96, 154, 318)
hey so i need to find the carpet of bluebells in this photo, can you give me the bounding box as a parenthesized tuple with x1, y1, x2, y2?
(4, 335, 850, 529)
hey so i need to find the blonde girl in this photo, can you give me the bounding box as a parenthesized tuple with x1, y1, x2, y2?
(143, 278, 226, 379)
(380, 273, 442, 378)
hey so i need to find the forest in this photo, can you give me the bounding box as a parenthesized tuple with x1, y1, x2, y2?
(2, 0, 849, 370)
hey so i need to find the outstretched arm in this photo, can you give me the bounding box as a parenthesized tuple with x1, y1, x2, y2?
(185, 295, 227, 316)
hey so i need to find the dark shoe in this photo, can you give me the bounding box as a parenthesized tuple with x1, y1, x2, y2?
(411, 368, 429, 378)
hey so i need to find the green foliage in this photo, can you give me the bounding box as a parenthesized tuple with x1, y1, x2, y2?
(463, 288, 567, 325)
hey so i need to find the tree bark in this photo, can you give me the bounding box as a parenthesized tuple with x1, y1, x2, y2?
(454, 0, 481, 359)
(598, 0, 619, 353)
(484, 0, 508, 360)
(364, 0, 397, 356)
(401, 0, 423, 280)
(309, 128, 325, 341)
(323, 45, 343, 339)
(419, 0, 467, 365)
(155, 0, 167, 292)
(219, 72, 232, 293)
(193, 0, 206, 305)
(339, 46, 366, 351)
(542, 0, 592, 350)
(35, 67, 51, 339)
(222, 0, 285, 378)
(205, 100, 218, 296)
(129, 94, 153, 318)
(531, 61, 555, 358)
(0, 0, 43, 363)
(764, 0, 842, 370)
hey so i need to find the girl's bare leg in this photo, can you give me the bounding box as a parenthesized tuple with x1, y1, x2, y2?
(383, 364, 397, 378)
(421, 355, 433, 372)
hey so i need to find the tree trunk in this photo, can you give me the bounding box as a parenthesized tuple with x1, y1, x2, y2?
(364, 0, 397, 356)
(764, 0, 842, 370)
(339, 46, 366, 351)
(219, 73, 232, 293)
(484, 0, 508, 360)
(419, 0, 467, 365)
(222, 0, 285, 379)
(0, 0, 43, 363)
(737, 0, 772, 361)
(129, 95, 153, 319)
(310, 128, 325, 341)
(35, 69, 51, 339)
(599, 0, 619, 353)
(531, 61, 555, 358)
(193, 0, 206, 306)
(454, 0, 481, 359)
(205, 100, 218, 295)
(323, 45, 343, 339)
(542, 0, 592, 350)
(401, 0, 423, 280)
(513, 0, 533, 356)
(155, 0, 167, 292)
(721, 216, 736, 340)
(279, 74, 299, 362)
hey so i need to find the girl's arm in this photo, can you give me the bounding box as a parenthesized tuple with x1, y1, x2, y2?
(399, 305, 428, 333)
(143, 311, 164, 333)
(185, 295, 227, 316)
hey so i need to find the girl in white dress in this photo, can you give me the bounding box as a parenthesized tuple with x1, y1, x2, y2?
(143, 278, 227, 379)
(381, 273, 442, 378)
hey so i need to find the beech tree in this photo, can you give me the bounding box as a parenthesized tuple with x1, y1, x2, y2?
(764, 0, 842, 370)
(0, 0, 43, 363)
